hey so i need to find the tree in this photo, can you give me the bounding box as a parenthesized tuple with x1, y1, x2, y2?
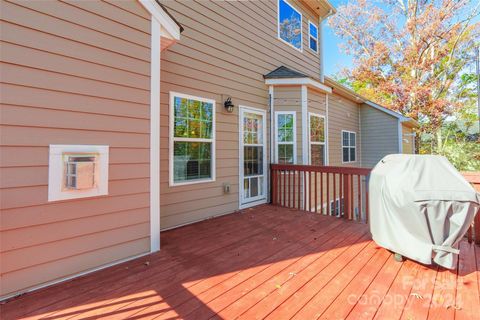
(328, 0, 480, 156)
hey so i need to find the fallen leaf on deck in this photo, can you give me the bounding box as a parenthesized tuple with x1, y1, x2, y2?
(410, 293, 423, 299)
(144, 261, 150, 266)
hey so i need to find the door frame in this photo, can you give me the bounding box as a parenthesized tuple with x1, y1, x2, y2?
(238, 105, 268, 209)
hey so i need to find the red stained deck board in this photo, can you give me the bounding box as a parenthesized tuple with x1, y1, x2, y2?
(455, 241, 480, 320)
(264, 237, 377, 320)
(373, 259, 421, 320)
(226, 228, 370, 320)
(1, 205, 479, 320)
(292, 243, 390, 320)
(154, 219, 348, 320)
(400, 264, 439, 320)
(87, 211, 343, 319)
(347, 253, 405, 320)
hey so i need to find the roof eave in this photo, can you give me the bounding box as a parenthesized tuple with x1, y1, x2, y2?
(265, 77, 332, 94)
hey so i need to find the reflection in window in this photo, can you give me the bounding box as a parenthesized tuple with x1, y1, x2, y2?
(171, 93, 214, 184)
(342, 130, 356, 163)
(276, 112, 296, 164)
(309, 114, 325, 165)
(308, 21, 318, 52)
(278, 0, 302, 51)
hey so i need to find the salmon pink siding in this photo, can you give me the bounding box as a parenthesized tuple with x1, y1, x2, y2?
(0, 0, 152, 297)
(158, 0, 324, 229)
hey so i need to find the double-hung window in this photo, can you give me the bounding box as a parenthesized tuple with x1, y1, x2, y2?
(308, 21, 318, 52)
(277, 0, 303, 51)
(170, 92, 215, 186)
(342, 130, 356, 163)
(275, 112, 296, 164)
(309, 113, 326, 165)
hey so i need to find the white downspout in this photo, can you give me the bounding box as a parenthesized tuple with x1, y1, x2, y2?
(325, 94, 329, 165)
(149, 18, 161, 252)
(319, 10, 334, 83)
(301, 85, 308, 164)
(319, 20, 324, 83)
(269, 85, 274, 164)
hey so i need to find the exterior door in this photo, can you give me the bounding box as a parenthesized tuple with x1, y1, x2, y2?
(239, 106, 267, 208)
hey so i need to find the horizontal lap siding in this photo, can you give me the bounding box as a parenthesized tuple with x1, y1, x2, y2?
(360, 105, 399, 167)
(159, 0, 321, 229)
(328, 93, 361, 167)
(0, 0, 151, 297)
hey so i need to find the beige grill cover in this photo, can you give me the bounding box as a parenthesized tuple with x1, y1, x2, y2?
(369, 154, 480, 269)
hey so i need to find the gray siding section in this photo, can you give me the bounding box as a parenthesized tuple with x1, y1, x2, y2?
(360, 104, 399, 168)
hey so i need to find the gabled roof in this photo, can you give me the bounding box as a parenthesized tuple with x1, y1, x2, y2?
(263, 66, 332, 93)
(155, 0, 184, 33)
(264, 66, 308, 79)
(324, 76, 419, 127)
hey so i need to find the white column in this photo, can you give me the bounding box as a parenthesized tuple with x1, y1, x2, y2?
(150, 18, 161, 252)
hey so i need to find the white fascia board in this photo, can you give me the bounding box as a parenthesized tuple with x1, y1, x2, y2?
(265, 77, 332, 94)
(139, 0, 181, 40)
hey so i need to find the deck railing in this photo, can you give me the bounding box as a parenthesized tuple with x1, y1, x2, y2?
(270, 164, 372, 223)
(463, 172, 480, 245)
(270, 165, 480, 245)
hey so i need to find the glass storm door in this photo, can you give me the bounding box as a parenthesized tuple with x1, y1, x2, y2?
(240, 107, 267, 206)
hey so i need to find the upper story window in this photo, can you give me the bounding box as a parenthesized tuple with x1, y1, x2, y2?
(308, 21, 318, 52)
(278, 0, 302, 51)
(170, 92, 215, 186)
(342, 130, 356, 163)
(275, 112, 296, 164)
(309, 113, 326, 165)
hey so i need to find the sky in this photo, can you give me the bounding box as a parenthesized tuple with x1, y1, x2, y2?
(323, 0, 351, 76)
(323, 0, 480, 77)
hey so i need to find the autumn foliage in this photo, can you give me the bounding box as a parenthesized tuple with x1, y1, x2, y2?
(328, 0, 479, 136)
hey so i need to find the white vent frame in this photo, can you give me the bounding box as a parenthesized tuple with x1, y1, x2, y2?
(48, 145, 109, 201)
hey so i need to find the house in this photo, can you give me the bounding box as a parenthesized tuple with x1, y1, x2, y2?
(0, 0, 416, 300)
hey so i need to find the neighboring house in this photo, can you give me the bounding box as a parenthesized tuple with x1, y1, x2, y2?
(0, 0, 416, 299)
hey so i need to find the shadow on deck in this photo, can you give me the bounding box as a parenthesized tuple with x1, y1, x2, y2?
(1, 205, 479, 320)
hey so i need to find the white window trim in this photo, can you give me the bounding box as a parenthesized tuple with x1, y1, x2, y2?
(341, 130, 357, 164)
(239, 106, 268, 209)
(169, 91, 216, 187)
(308, 20, 318, 53)
(274, 111, 297, 164)
(308, 112, 326, 165)
(277, 0, 303, 52)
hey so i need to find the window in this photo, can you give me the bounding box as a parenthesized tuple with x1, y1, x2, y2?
(342, 130, 356, 163)
(308, 21, 318, 52)
(277, 0, 302, 51)
(170, 92, 215, 185)
(330, 198, 345, 216)
(309, 113, 326, 165)
(275, 112, 296, 164)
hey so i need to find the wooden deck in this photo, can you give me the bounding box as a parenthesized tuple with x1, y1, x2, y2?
(2, 205, 479, 320)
